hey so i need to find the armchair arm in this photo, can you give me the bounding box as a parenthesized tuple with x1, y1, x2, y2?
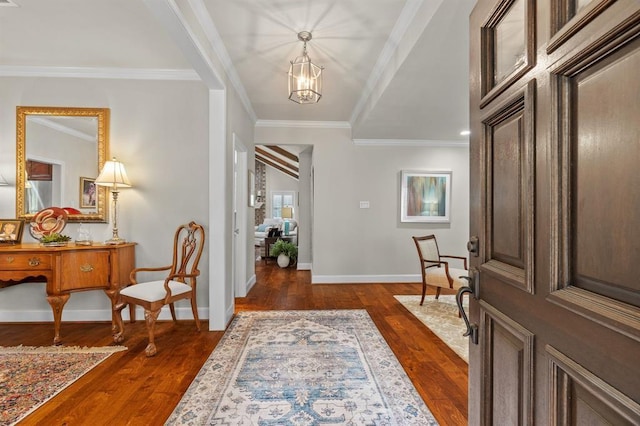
(129, 265, 172, 284)
(162, 271, 201, 303)
(440, 254, 468, 270)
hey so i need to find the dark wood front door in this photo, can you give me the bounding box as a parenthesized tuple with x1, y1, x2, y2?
(468, 0, 640, 424)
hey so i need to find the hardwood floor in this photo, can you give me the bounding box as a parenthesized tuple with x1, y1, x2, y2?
(1, 262, 468, 425)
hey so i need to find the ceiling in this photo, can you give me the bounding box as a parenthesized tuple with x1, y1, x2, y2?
(0, 0, 475, 142)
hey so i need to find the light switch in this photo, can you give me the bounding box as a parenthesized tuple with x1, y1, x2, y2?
(359, 201, 370, 209)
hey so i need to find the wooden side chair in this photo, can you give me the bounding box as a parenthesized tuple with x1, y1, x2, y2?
(412, 235, 468, 305)
(113, 221, 205, 356)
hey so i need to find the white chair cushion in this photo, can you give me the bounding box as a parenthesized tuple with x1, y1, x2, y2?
(425, 267, 468, 289)
(120, 280, 192, 302)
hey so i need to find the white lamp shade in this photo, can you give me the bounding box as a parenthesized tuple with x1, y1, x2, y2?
(95, 158, 131, 188)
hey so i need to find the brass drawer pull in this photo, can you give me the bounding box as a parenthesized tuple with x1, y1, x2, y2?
(80, 264, 94, 272)
(6, 256, 14, 263)
(29, 257, 41, 267)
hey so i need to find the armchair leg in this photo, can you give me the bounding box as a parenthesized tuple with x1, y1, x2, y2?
(190, 298, 201, 331)
(435, 287, 442, 299)
(420, 283, 427, 306)
(144, 309, 161, 357)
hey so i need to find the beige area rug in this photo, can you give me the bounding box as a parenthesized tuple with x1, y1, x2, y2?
(167, 310, 437, 425)
(0, 345, 127, 425)
(394, 295, 469, 363)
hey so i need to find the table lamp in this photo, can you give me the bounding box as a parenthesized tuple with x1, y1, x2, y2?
(95, 157, 131, 244)
(281, 206, 293, 235)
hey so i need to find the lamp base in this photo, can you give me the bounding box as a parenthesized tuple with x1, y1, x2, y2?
(105, 237, 127, 245)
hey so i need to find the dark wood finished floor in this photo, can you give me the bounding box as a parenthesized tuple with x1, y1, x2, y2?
(1, 262, 468, 425)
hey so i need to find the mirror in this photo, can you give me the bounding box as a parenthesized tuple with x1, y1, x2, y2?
(16, 106, 109, 223)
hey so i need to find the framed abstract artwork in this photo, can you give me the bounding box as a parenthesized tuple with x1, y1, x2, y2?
(400, 170, 452, 223)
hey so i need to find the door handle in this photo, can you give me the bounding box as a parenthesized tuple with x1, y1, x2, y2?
(456, 270, 479, 345)
(467, 236, 479, 257)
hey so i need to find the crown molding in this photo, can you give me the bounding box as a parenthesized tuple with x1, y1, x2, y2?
(353, 138, 469, 147)
(255, 120, 351, 129)
(0, 65, 200, 80)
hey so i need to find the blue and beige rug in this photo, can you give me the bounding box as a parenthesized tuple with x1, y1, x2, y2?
(167, 310, 437, 425)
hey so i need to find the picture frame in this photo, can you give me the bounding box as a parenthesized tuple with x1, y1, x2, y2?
(400, 170, 452, 223)
(80, 177, 97, 208)
(248, 170, 256, 207)
(0, 219, 25, 243)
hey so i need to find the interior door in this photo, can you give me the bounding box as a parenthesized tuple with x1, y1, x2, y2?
(467, 0, 640, 424)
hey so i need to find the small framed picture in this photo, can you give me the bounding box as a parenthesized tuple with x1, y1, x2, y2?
(0, 219, 25, 243)
(80, 177, 97, 208)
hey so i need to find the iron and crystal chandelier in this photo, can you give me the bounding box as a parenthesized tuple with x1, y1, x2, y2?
(288, 31, 323, 104)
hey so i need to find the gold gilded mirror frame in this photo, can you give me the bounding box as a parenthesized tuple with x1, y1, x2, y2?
(16, 106, 110, 223)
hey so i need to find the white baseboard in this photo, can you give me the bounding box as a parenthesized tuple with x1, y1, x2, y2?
(311, 274, 420, 284)
(296, 262, 312, 270)
(0, 306, 209, 323)
(246, 274, 256, 293)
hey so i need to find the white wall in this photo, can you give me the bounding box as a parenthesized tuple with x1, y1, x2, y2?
(0, 76, 210, 321)
(255, 126, 469, 283)
(0, 79, 468, 324)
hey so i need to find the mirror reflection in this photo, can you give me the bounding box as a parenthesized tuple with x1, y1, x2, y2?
(16, 107, 109, 223)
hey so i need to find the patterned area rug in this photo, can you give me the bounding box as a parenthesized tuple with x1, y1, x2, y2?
(394, 295, 469, 363)
(0, 345, 126, 425)
(167, 310, 437, 425)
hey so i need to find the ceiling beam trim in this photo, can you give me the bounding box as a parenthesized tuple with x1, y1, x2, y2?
(256, 155, 299, 180)
(256, 147, 299, 173)
(265, 146, 299, 163)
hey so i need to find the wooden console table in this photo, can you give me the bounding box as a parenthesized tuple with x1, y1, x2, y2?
(0, 242, 136, 345)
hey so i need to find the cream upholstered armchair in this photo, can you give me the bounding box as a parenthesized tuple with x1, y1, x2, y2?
(412, 235, 468, 305)
(113, 221, 205, 356)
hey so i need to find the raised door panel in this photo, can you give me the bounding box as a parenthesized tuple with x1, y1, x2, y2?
(480, 302, 534, 425)
(549, 15, 640, 341)
(481, 82, 535, 293)
(548, 345, 640, 424)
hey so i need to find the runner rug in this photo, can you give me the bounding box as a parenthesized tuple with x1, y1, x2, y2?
(167, 310, 437, 425)
(0, 345, 126, 425)
(394, 295, 468, 362)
